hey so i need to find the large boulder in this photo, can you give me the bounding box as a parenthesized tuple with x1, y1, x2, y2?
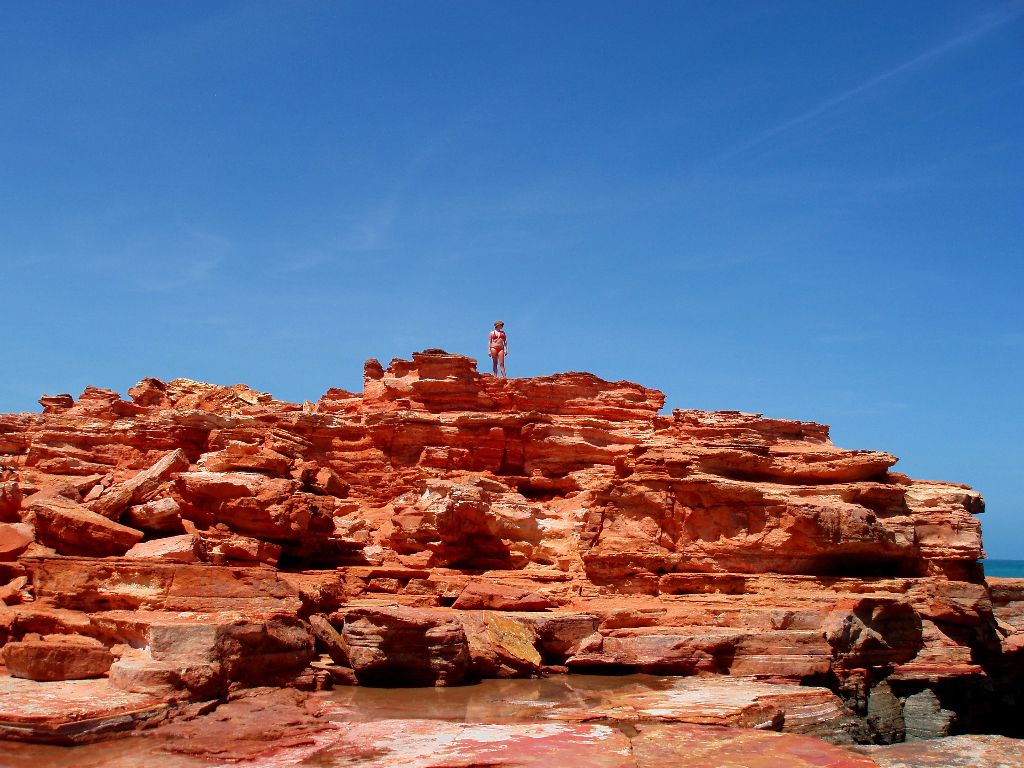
(124, 534, 202, 563)
(388, 479, 541, 568)
(0, 480, 22, 521)
(197, 442, 292, 476)
(340, 605, 470, 686)
(177, 472, 333, 540)
(452, 581, 554, 611)
(457, 612, 543, 678)
(3, 635, 114, 681)
(101, 610, 314, 696)
(123, 497, 183, 533)
(89, 449, 190, 519)
(0, 522, 34, 561)
(28, 496, 144, 556)
(308, 614, 351, 666)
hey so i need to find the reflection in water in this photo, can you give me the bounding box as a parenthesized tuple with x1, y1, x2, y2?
(328, 673, 673, 723)
(0, 734, 208, 768)
(0, 674, 674, 768)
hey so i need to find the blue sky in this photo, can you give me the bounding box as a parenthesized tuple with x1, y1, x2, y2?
(2, 2, 1022, 557)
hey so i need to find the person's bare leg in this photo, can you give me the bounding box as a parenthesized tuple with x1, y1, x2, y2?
(491, 353, 499, 376)
(498, 350, 507, 378)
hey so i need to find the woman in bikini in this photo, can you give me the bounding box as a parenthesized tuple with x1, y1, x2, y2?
(488, 320, 508, 378)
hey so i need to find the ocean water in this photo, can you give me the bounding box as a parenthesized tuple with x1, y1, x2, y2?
(984, 559, 1024, 578)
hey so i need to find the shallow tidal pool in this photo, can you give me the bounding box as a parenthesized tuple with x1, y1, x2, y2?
(0, 674, 677, 768)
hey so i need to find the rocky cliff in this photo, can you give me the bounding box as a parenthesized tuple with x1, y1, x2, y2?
(0, 350, 1021, 755)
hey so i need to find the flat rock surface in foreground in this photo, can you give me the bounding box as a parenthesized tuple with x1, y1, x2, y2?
(241, 718, 880, 768)
(0, 676, 170, 743)
(307, 719, 635, 767)
(857, 735, 1024, 768)
(632, 722, 879, 768)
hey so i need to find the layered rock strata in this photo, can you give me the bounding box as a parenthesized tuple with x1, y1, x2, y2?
(0, 350, 1020, 752)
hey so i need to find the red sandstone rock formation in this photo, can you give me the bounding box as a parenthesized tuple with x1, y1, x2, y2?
(0, 350, 1020, 758)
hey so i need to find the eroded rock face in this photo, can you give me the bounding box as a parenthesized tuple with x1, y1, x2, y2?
(0, 349, 1018, 751)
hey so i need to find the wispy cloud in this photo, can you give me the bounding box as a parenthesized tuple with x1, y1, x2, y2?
(325, 99, 504, 258)
(266, 250, 330, 275)
(136, 255, 224, 293)
(181, 255, 222, 283)
(816, 332, 885, 345)
(826, 388, 913, 416)
(951, 332, 1024, 347)
(4, 255, 46, 270)
(133, 228, 233, 293)
(337, 194, 402, 253)
(716, 4, 1024, 161)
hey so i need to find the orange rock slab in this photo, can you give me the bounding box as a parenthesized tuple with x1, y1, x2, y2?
(0, 677, 171, 744)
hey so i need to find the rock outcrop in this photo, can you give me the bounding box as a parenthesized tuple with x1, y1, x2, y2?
(0, 350, 1020, 759)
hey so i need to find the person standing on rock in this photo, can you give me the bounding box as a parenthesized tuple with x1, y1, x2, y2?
(489, 320, 508, 378)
